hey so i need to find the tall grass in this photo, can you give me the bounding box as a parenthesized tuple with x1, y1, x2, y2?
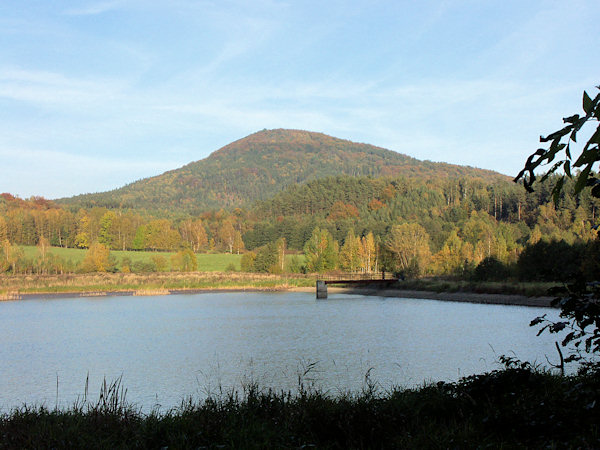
(397, 278, 556, 297)
(1, 364, 599, 448)
(0, 272, 315, 295)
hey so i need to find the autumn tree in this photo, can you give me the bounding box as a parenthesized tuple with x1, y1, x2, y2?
(275, 237, 286, 273)
(0, 216, 7, 243)
(218, 220, 236, 253)
(74, 210, 90, 249)
(358, 232, 377, 273)
(145, 219, 181, 251)
(170, 249, 197, 272)
(180, 218, 208, 252)
(36, 236, 50, 273)
(233, 230, 245, 255)
(339, 229, 361, 271)
(81, 243, 115, 273)
(326, 201, 360, 221)
(386, 223, 431, 277)
(432, 230, 467, 275)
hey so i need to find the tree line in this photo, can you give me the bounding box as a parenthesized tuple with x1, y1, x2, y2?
(1, 172, 598, 279)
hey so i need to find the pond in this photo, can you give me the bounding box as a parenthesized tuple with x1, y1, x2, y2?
(0, 292, 561, 411)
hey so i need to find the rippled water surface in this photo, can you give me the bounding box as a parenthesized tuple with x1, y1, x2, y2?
(0, 292, 560, 411)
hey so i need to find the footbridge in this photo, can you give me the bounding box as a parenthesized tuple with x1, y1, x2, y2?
(316, 272, 398, 299)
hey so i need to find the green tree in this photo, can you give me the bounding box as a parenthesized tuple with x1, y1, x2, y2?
(132, 225, 147, 250)
(253, 242, 278, 273)
(240, 251, 257, 272)
(98, 211, 117, 248)
(303, 227, 338, 272)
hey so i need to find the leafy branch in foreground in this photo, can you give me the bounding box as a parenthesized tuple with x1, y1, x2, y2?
(514, 85, 600, 204)
(530, 282, 600, 363)
(519, 85, 600, 366)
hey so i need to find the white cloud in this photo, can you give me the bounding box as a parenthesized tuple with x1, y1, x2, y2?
(63, 1, 126, 16)
(0, 146, 184, 198)
(0, 67, 126, 107)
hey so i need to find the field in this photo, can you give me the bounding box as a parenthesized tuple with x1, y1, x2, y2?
(21, 246, 245, 271)
(20, 246, 305, 272)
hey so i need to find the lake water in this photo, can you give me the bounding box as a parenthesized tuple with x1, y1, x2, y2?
(0, 292, 562, 412)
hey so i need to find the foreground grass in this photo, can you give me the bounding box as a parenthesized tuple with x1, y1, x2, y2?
(2, 365, 599, 448)
(0, 272, 315, 295)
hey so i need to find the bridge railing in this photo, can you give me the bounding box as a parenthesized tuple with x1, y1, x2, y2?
(316, 271, 396, 281)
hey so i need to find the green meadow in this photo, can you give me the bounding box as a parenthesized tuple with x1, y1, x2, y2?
(20, 246, 305, 273)
(21, 246, 244, 271)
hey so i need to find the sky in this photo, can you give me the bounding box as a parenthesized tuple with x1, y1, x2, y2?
(1, 0, 599, 199)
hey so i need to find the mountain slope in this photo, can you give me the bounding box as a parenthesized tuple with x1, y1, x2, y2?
(59, 129, 509, 212)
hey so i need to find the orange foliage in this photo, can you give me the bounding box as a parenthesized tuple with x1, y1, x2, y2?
(327, 201, 360, 221)
(368, 199, 385, 211)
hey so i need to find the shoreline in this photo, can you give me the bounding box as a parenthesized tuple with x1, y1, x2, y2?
(337, 287, 555, 308)
(2, 284, 555, 307)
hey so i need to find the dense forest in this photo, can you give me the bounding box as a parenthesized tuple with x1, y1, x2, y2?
(57, 129, 508, 213)
(1, 171, 599, 280)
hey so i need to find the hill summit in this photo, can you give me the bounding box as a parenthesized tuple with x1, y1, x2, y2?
(60, 129, 508, 212)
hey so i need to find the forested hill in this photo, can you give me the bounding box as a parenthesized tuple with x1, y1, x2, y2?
(58, 129, 509, 213)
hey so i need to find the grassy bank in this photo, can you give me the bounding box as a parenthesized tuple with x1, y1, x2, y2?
(0, 272, 314, 296)
(1, 272, 558, 300)
(2, 364, 599, 448)
(395, 278, 557, 298)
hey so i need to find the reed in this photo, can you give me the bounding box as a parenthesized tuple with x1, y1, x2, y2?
(0, 291, 21, 301)
(133, 288, 170, 296)
(1, 365, 598, 448)
(0, 272, 315, 296)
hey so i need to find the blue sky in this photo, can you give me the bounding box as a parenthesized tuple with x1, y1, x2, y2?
(1, 0, 599, 199)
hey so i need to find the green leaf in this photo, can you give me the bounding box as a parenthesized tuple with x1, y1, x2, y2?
(563, 114, 579, 124)
(564, 160, 571, 178)
(552, 177, 564, 204)
(583, 91, 593, 115)
(575, 164, 593, 194)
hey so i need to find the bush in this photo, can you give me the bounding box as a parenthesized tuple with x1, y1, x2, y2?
(517, 240, 583, 282)
(240, 251, 256, 272)
(473, 257, 510, 281)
